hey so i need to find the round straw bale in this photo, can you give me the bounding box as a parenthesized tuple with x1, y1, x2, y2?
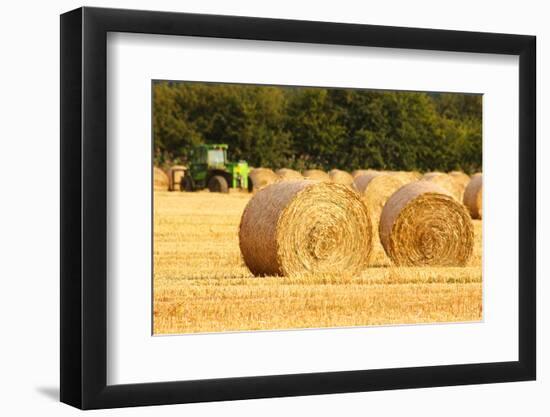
(354, 172, 410, 264)
(421, 172, 463, 201)
(154, 167, 169, 191)
(352, 169, 377, 178)
(463, 174, 482, 219)
(302, 169, 330, 181)
(276, 168, 303, 180)
(167, 165, 186, 191)
(448, 171, 470, 198)
(379, 181, 474, 266)
(239, 180, 373, 277)
(329, 169, 355, 187)
(249, 168, 278, 192)
(392, 171, 422, 183)
(449, 171, 470, 186)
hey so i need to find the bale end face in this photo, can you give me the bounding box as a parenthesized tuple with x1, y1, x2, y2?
(380, 181, 474, 267)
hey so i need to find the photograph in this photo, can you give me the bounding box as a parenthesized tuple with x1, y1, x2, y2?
(152, 80, 483, 335)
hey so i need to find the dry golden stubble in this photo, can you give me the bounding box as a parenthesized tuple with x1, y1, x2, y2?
(463, 173, 482, 219)
(239, 180, 372, 277)
(379, 181, 474, 267)
(302, 169, 330, 181)
(154, 166, 169, 191)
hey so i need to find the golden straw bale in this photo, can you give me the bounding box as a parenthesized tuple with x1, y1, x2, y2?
(421, 172, 463, 201)
(391, 171, 422, 183)
(249, 168, 278, 192)
(239, 180, 373, 277)
(463, 174, 482, 219)
(449, 171, 471, 197)
(352, 169, 377, 178)
(154, 167, 169, 191)
(329, 169, 355, 187)
(302, 169, 330, 181)
(354, 172, 410, 264)
(379, 181, 474, 267)
(276, 168, 303, 180)
(167, 165, 186, 191)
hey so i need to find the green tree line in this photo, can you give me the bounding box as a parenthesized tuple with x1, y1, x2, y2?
(153, 81, 482, 173)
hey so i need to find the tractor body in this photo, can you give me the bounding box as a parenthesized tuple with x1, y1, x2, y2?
(181, 144, 249, 193)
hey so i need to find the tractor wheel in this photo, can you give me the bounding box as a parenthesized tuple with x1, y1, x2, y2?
(208, 175, 229, 193)
(181, 175, 194, 192)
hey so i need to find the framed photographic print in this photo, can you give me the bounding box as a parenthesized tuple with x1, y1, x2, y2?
(60, 6, 536, 409)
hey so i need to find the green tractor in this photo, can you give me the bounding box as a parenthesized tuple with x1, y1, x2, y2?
(180, 144, 250, 193)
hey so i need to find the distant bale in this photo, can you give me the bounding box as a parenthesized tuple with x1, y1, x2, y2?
(329, 169, 355, 188)
(352, 169, 376, 178)
(355, 172, 409, 214)
(421, 172, 463, 201)
(379, 181, 474, 266)
(249, 168, 278, 192)
(276, 168, 303, 180)
(302, 169, 330, 181)
(154, 167, 169, 191)
(239, 180, 373, 277)
(463, 174, 482, 219)
(449, 171, 471, 197)
(167, 165, 186, 191)
(392, 171, 422, 183)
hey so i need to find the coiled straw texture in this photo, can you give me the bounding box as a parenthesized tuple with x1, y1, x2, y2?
(379, 181, 474, 267)
(463, 173, 482, 219)
(239, 180, 373, 277)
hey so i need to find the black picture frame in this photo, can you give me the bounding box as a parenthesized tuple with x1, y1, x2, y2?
(60, 6, 536, 410)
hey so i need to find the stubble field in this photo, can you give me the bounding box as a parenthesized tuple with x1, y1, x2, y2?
(153, 190, 482, 334)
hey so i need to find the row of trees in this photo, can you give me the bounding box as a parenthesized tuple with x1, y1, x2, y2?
(153, 81, 482, 173)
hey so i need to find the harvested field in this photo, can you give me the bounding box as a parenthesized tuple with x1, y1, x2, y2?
(153, 190, 482, 334)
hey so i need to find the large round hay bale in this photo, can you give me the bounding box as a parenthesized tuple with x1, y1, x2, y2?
(249, 168, 278, 192)
(239, 180, 373, 277)
(154, 166, 169, 191)
(463, 173, 482, 219)
(276, 168, 303, 180)
(167, 165, 186, 191)
(329, 169, 355, 187)
(421, 172, 463, 201)
(302, 169, 330, 181)
(379, 181, 474, 266)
